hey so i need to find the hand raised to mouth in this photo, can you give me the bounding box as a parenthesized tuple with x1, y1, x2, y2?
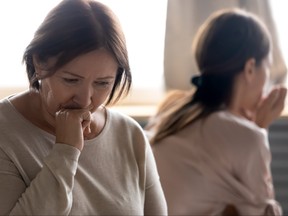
(255, 86, 287, 128)
(55, 104, 94, 151)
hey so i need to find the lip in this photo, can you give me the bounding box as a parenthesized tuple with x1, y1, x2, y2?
(63, 106, 82, 109)
(60, 102, 83, 110)
(62, 104, 95, 111)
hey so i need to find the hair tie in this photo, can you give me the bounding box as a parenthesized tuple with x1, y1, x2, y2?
(191, 75, 202, 87)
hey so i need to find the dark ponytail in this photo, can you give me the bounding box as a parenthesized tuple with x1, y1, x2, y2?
(147, 8, 271, 144)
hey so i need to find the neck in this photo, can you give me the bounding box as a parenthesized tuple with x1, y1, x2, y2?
(228, 74, 253, 120)
(32, 91, 57, 135)
(9, 90, 56, 135)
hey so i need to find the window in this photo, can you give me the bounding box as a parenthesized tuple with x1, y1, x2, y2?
(0, 1, 63, 88)
(270, 1, 288, 67)
(270, 0, 288, 76)
(0, 0, 168, 104)
(1, 1, 287, 105)
(270, 1, 288, 113)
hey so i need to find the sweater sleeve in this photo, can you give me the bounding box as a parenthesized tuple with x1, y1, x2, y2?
(0, 143, 80, 215)
(233, 128, 282, 215)
(144, 142, 167, 215)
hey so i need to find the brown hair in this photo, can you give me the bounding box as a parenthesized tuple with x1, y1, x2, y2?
(23, 0, 131, 105)
(146, 8, 271, 144)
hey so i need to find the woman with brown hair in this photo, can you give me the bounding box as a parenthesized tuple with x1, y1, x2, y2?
(146, 8, 286, 216)
(0, 0, 167, 215)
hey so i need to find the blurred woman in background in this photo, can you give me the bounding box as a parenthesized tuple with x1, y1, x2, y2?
(145, 8, 286, 216)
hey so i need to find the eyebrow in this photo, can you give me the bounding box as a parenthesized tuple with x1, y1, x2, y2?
(62, 71, 115, 80)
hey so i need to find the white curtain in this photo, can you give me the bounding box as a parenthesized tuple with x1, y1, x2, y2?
(164, 0, 287, 90)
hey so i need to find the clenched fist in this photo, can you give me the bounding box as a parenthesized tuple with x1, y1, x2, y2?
(55, 104, 94, 151)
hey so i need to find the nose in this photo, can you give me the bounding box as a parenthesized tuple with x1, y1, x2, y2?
(72, 85, 93, 108)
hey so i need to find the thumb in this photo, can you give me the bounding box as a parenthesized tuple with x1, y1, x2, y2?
(81, 110, 92, 133)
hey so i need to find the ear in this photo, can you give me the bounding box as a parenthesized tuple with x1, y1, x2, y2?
(32, 55, 41, 77)
(243, 58, 256, 84)
(32, 55, 48, 78)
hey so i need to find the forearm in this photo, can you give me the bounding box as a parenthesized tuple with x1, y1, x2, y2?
(144, 182, 167, 216)
(144, 143, 167, 215)
(237, 146, 281, 214)
(1, 144, 80, 215)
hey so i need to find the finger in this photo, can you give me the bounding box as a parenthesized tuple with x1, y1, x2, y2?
(255, 87, 280, 121)
(81, 109, 92, 121)
(261, 87, 280, 110)
(267, 88, 279, 106)
(272, 87, 287, 112)
(83, 126, 91, 137)
(85, 104, 94, 112)
(81, 110, 92, 132)
(55, 108, 69, 120)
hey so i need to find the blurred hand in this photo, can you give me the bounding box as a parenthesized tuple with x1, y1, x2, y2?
(254, 86, 287, 128)
(55, 105, 93, 151)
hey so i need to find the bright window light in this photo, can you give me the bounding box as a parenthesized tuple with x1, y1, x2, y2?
(0, 0, 63, 87)
(270, 1, 288, 111)
(270, 1, 288, 67)
(0, 0, 167, 93)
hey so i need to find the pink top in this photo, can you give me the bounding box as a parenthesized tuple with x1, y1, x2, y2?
(151, 110, 282, 215)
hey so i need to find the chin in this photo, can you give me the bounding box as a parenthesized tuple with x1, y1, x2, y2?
(251, 103, 260, 113)
(90, 106, 100, 113)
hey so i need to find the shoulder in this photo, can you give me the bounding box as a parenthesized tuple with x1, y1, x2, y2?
(0, 91, 30, 124)
(205, 110, 269, 152)
(0, 97, 22, 149)
(0, 97, 10, 112)
(105, 108, 152, 161)
(107, 108, 142, 129)
(208, 111, 267, 139)
(106, 107, 148, 140)
(0, 97, 15, 123)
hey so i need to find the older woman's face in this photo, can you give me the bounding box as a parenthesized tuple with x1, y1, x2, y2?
(37, 49, 118, 117)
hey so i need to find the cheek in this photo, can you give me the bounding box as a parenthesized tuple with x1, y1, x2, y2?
(252, 71, 268, 107)
(260, 70, 269, 96)
(40, 80, 68, 113)
(92, 88, 113, 105)
(255, 67, 268, 92)
(255, 80, 265, 102)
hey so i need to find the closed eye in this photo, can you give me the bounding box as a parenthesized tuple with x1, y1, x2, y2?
(63, 78, 79, 83)
(94, 81, 111, 88)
